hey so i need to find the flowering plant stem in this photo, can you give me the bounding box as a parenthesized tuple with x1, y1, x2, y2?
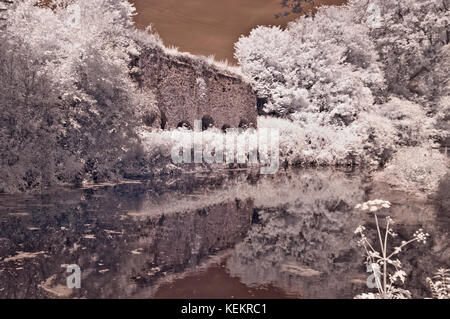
(354, 200, 429, 299)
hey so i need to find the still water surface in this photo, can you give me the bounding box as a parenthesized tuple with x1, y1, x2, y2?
(0, 169, 448, 298)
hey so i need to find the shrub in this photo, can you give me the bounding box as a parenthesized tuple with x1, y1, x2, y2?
(235, 4, 385, 124)
(0, 0, 158, 192)
(427, 268, 450, 299)
(373, 146, 448, 194)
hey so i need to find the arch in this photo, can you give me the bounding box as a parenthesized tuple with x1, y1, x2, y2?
(160, 110, 167, 130)
(201, 115, 215, 131)
(256, 97, 268, 114)
(238, 119, 249, 129)
(143, 113, 157, 127)
(177, 120, 192, 130)
(221, 124, 231, 132)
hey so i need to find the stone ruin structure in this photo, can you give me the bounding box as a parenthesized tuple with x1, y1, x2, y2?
(137, 44, 258, 130)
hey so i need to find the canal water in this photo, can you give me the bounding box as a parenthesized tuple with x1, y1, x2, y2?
(0, 168, 448, 298)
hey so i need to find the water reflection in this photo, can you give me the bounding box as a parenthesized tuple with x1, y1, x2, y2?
(0, 169, 448, 298)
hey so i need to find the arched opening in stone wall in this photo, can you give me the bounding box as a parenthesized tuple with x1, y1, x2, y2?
(221, 124, 231, 132)
(256, 97, 268, 115)
(238, 119, 249, 129)
(143, 112, 157, 127)
(177, 120, 192, 130)
(160, 110, 167, 130)
(201, 115, 215, 131)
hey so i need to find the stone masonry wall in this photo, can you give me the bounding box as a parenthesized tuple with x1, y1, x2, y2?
(138, 45, 258, 130)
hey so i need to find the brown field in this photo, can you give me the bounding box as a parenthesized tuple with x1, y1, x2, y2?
(131, 0, 346, 63)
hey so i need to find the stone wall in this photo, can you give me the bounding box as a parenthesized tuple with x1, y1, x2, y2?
(137, 44, 258, 130)
(0, 0, 14, 26)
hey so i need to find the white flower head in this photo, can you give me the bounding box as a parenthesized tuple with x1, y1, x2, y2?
(354, 225, 366, 235)
(355, 199, 391, 213)
(413, 229, 429, 244)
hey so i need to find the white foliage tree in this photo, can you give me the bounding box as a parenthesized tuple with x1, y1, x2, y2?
(0, 0, 158, 192)
(351, 0, 450, 103)
(235, 1, 444, 167)
(235, 4, 385, 125)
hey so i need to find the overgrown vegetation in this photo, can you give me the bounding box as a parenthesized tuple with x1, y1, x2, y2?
(235, 0, 448, 190)
(353, 200, 429, 299)
(0, 0, 158, 192)
(353, 199, 450, 299)
(427, 268, 450, 299)
(0, 0, 448, 193)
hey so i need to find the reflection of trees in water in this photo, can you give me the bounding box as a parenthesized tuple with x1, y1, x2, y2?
(228, 206, 363, 298)
(227, 171, 365, 298)
(435, 173, 450, 218)
(227, 170, 450, 298)
(0, 185, 147, 298)
(0, 169, 447, 298)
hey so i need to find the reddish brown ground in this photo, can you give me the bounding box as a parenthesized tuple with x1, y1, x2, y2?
(131, 0, 346, 62)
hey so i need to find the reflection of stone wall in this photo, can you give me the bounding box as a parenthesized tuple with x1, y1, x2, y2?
(133, 199, 254, 272)
(0, 185, 253, 298)
(138, 45, 258, 130)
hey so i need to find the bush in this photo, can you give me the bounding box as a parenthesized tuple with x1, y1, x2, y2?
(373, 97, 439, 147)
(259, 114, 398, 167)
(235, 4, 385, 124)
(0, 0, 158, 192)
(374, 146, 448, 194)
